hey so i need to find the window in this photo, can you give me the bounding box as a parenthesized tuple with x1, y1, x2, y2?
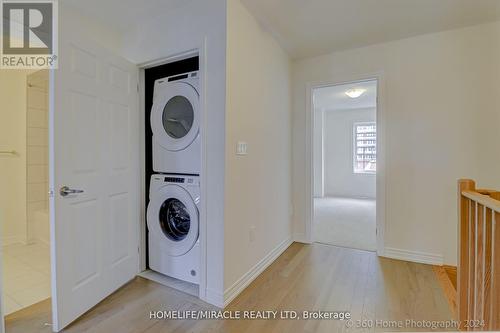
(353, 122, 376, 174)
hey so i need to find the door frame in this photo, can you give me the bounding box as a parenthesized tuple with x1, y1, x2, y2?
(305, 72, 387, 255)
(137, 46, 208, 303)
(48, 67, 57, 330)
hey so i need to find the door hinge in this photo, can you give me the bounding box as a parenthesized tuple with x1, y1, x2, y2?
(137, 83, 139, 93)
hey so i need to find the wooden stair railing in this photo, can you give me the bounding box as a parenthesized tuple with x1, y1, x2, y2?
(458, 179, 500, 331)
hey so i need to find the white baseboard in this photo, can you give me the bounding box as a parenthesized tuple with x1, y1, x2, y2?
(383, 247, 443, 266)
(223, 237, 293, 307)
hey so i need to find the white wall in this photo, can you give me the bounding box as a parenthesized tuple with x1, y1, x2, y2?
(60, 4, 124, 56)
(293, 21, 500, 266)
(476, 23, 500, 192)
(0, 70, 32, 245)
(225, 0, 292, 300)
(323, 107, 376, 199)
(121, 0, 227, 305)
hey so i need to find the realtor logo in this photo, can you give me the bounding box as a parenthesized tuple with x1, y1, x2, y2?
(1, 0, 58, 68)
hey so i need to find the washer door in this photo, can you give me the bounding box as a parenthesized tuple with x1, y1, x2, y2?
(151, 81, 200, 151)
(147, 185, 199, 256)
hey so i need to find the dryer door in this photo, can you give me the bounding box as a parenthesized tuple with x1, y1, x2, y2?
(150, 81, 200, 151)
(147, 184, 199, 256)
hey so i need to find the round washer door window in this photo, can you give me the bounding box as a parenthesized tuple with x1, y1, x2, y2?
(162, 96, 194, 139)
(146, 184, 199, 257)
(159, 198, 191, 241)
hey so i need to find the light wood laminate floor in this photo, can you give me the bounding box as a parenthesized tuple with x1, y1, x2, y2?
(6, 243, 454, 333)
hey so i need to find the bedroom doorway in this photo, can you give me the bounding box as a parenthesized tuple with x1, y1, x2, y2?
(312, 79, 378, 251)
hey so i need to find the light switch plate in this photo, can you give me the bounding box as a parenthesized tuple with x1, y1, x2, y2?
(236, 141, 248, 155)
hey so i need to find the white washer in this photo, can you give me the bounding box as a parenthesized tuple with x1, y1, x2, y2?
(147, 174, 200, 284)
(151, 71, 200, 175)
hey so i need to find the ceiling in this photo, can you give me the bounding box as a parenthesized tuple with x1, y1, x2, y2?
(64, 0, 500, 59)
(64, 0, 193, 32)
(241, 0, 500, 59)
(313, 80, 377, 111)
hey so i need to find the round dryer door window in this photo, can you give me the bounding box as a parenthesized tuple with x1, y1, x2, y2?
(151, 81, 200, 152)
(159, 198, 191, 241)
(162, 96, 194, 139)
(147, 184, 199, 257)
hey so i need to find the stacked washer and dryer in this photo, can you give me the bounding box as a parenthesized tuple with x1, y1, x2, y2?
(147, 71, 201, 284)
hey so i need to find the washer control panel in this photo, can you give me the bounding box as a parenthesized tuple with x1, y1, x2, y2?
(164, 177, 185, 183)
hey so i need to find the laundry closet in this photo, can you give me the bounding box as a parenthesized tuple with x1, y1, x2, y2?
(141, 56, 202, 293)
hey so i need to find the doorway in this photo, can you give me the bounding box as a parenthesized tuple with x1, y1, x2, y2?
(0, 70, 52, 316)
(312, 79, 378, 251)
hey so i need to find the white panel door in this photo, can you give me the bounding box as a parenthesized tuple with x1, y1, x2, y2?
(51, 25, 139, 331)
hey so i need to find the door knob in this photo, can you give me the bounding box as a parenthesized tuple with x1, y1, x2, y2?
(60, 186, 84, 197)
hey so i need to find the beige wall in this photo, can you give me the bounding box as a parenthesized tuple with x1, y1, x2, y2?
(225, 0, 292, 295)
(0, 70, 34, 244)
(292, 21, 500, 266)
(26, 70, 49, 244)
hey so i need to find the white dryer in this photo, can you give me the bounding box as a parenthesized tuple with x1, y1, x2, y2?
(147, 174, 200, 284)
(151, 71, 200, 175)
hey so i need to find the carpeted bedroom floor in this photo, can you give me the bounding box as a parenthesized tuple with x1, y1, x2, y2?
(313, 197, 376, 251)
